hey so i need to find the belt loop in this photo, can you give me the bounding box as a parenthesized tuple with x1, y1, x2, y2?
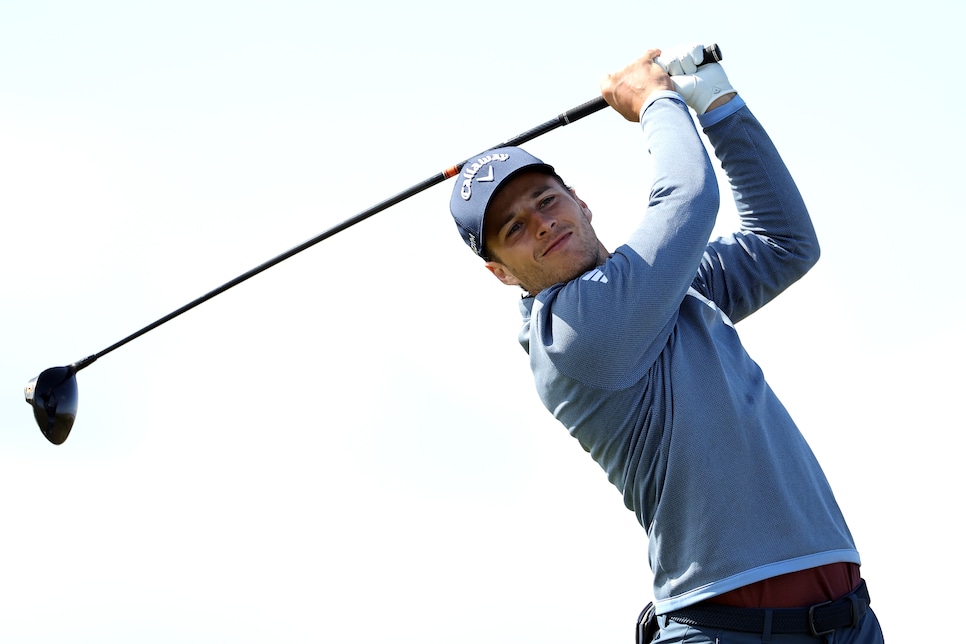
(761, 609, 773, 643)
(847, 593, 862, 628)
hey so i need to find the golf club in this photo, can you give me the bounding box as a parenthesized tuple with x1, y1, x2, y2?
(25, 44, 723, 445)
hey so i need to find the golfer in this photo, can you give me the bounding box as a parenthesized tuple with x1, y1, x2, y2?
(449, 45, 884, 643)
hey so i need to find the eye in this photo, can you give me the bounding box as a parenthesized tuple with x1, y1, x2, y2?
(539, 195, 555, 208)
(506, 221, 523, 238)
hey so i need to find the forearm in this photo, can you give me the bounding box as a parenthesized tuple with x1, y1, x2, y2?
(624, 93, 720, 282)
(704, 97, 818, 253)
(697, 97, 820, 321)
(526, 94, 720, 389)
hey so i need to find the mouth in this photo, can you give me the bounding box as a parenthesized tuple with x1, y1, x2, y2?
(541, 231, 572, 257)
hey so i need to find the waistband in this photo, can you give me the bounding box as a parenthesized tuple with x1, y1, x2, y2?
(708, 562, 860, 608)
(666, 579, 870, 637)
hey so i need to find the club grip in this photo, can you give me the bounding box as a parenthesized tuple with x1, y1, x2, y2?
(699, 43, 723, 66)
(661, 43, 723, 74)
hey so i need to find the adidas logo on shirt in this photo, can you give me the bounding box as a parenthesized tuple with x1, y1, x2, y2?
(581, 269, 608, 283)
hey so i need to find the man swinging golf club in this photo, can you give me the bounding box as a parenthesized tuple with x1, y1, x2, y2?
(449, 44, 885, 643)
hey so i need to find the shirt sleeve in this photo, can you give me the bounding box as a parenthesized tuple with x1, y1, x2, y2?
(691, 96, 820, 323)
(527, 95, 720, 389)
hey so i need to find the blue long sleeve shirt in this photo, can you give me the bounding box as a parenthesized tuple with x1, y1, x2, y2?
(517, 93, 858, 614)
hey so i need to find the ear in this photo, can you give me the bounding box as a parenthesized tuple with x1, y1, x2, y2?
(484, 260, 522, 287)
(569, 187, 593, 223)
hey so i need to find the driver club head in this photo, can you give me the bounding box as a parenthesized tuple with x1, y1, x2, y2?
(25, 366, 79, 445)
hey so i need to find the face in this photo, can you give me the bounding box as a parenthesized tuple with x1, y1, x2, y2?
(483, 172, 607, 294)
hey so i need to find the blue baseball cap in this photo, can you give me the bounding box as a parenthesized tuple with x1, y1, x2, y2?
(449, 146, 557, 258)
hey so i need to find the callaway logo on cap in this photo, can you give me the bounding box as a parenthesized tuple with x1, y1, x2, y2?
(449, 146, 556, 258)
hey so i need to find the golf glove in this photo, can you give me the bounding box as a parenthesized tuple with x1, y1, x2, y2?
(658, 42, 707, 76)
(670, 62, 735, 115)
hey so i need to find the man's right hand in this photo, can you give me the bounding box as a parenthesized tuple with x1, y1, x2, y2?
(600, 49, 676, 122)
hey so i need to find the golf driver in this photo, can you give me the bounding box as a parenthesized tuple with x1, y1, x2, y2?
(25, 44, 723, 445)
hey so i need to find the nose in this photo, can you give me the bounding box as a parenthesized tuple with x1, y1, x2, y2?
(534, 211, 557, 237)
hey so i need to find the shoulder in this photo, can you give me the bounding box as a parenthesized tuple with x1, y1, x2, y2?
(527, 261, 678, 390)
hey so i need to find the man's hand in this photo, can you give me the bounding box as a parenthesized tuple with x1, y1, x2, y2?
(600, 49, 675, 122)
(670, 62, 736, 115)
(658, 42, 707, 76)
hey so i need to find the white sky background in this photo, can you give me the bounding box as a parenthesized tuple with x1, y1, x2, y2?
(1, 1, 962, 642)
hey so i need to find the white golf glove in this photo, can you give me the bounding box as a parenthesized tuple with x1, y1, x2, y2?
(657, 42, 707, 76)
(670, 62, 735, 115)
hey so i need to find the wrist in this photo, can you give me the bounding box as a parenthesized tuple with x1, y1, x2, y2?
(696, 94, 746, 128)
(638, 90, 687, 122)
(705, 92, 736, 113)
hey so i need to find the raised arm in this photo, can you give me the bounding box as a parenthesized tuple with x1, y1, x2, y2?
(533, 54, 720, 388)
(660, 50, 820, 323)
(696, 96, 820, 323)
